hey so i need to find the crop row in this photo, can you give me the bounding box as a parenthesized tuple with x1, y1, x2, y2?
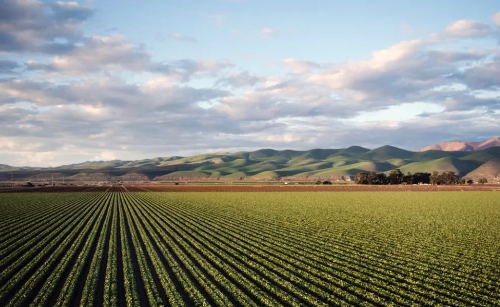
(0, 191, 498, 306)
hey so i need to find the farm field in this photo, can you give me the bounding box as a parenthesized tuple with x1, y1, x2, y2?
(0, 191, 499, 306)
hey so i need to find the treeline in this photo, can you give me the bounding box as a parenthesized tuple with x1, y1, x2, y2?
(355, 170, 468, 185)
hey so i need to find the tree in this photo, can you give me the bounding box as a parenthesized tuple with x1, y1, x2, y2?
(374, 172, 387, 185)
(478, 178, 488, 184)
(322, 180, 332, 185)
(388, 169, 404, 185)
(413, 172, 431, 184)
(467, 179, 473, 185)
(367, 172, 378, 184)
(441, 171, 459, 184)
(402, 172, 413, 184)
(430, 171, 441, 185)
(355, 172, 370, 184)
(355, 172, 386, 184)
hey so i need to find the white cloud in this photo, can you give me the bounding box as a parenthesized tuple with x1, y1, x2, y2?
(264, 76, 283, 88)
(306, 37, 488, 107)
(265, 134, 302, 143)
(216, 71, 262, 88)
(50, 35, 151, 73)
(493, 11, 500, 27)
(26, 35, 233, 81)
(0, 76, 230, 113)
(0, 0, 93, 52)
(444, 20, 493, 38)
(2, 8, 500, 166)
(95, 150, 117, 161)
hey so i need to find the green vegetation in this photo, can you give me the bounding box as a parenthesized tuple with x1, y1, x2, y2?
(0, 191, 499, 306)
(354, 170, 468, 185)
(478, 178, 488, 184)
(2, 146, 500, 181)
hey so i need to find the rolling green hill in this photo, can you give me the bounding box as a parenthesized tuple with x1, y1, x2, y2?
(398, 157, 480, 176)
(1, 145, 499, 182)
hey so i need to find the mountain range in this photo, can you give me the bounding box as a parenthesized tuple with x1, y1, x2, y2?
(1, 138, 499, 182)
(417, 137, 500, 152)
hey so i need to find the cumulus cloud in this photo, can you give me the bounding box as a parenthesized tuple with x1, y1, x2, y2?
(215, 80, 355, 121)
(215, 71, 262, 88)
(0, 0, 93, 52)
(444, 20, 493, 38)
(457, 61, 500, 89)
(26, 35, 232, 79)
(0, 60, 19, 73)
(442, 94, 500, 111)
(306, 38, 489, 108)
(50, 1, 94, 22)
(151, 59, 234, 81)
(212, 23, 500, 126)
(0, 77, 229, 110)
(0, 74, 241, 166)
(94, 150, 117, 161)
(49, 35, 151, 73)
(2, 7, 500, 166)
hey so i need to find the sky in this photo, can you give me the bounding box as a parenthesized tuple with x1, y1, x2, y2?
(1, 0, 500, 167)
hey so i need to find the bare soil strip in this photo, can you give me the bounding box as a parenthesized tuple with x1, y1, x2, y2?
(1, 184, 499, 193)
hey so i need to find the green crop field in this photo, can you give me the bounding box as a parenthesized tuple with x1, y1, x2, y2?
(0, 191, 499, 306)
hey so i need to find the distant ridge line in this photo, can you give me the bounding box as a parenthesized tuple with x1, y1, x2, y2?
(417, 137, 500, 152)
(1, 141, 499, 181)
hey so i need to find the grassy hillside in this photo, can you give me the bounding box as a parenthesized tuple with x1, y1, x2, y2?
(464, 158, 500, 179)
(361, 145, 414, 160)
(399, 157, 479, 176)
(2, 145, 499, 181)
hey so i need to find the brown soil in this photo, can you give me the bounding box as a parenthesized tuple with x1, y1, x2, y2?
(4, 184, 500, 193)
(1, 184, 499, 193)
(133, 184, 500, 192)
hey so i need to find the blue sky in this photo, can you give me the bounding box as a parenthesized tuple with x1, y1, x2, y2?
(87, 0, 499, 72)
(1, 0, 500, 166)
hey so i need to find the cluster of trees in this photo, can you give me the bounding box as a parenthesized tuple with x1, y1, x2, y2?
(354, 170, 480, 185)
(315, 180, 332, 185)
(429, 171, 460, 185)
(478, 178, 488, 184)
(355, 170, 430, 185)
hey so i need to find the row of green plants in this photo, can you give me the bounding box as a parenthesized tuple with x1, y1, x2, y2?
(0, 191, 498, 306)
(148, 193, 497, 306)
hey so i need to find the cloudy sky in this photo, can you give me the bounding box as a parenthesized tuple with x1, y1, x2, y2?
(1, 0, 500, 166)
